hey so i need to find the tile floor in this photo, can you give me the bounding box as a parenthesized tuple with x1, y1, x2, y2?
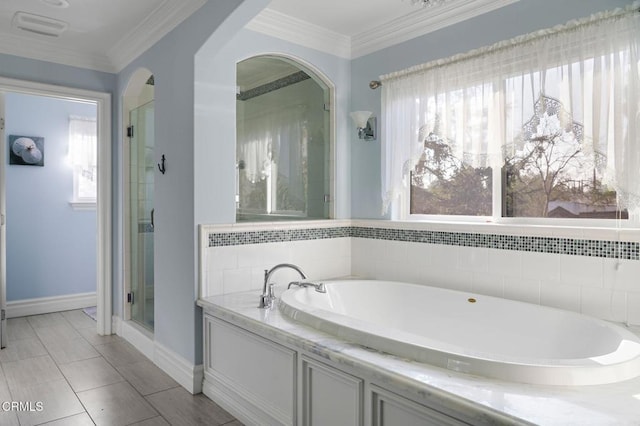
(0, 310, 241, 426)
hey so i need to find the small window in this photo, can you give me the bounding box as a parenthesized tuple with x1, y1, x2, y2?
(69, 115, 97, 209)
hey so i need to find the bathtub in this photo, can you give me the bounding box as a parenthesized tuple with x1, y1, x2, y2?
(278, 280, 640, 386)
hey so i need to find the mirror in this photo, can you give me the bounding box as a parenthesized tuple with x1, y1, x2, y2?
(236, 55, 332, 222)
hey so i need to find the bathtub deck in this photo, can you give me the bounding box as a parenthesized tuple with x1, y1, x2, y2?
(199, 291, 640, 426)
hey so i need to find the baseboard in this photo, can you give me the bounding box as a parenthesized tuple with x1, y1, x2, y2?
(155, 342, 204, 394)
(6, 292, 97, 318)
(119, 319, 155, 360)
(112, 315, 203, 394)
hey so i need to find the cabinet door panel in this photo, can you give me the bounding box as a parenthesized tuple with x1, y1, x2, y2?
(205, 315, 296, 424)
(371, 386, 466, 426)
(302, 356, 363, 426)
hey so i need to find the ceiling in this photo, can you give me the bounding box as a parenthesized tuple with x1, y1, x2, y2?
(0, 0, 517, 73)
(0, 0, 205, 72)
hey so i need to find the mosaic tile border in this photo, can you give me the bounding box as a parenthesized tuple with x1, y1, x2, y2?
(208, 226, 639, 260)
(237, 71, 311, 101)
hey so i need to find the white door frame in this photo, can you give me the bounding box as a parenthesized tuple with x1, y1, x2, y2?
(0, 91, 6, 348)
(0, 76, 112, 335)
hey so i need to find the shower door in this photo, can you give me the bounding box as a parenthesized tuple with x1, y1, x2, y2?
(129, 101, 154, 331)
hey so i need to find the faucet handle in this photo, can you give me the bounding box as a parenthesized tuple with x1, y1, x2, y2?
(267, 282, 275, 298)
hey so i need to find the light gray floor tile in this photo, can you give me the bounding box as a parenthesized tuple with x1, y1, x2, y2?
(77, 327, 122, 347)
(115, 359, 179, 395)
(94, 341, 147, 367)
(61, 310, 97, 330)
(12, 378, 84, 426)
(35, 323, 82, 345)
(26, 313, 68, 329)
(7, 317, 37, 341)
(4, 313, 240, 426)
(129, 416, 170, 426)
(38, 412, 96, 425)
(78, 381, 158, 426)
(0, 371, 19, 425)
(2, 355, 63, 391)
(0, 409, 19, 426)
(41, 337, 100, 365)
(59, 357, 124, 392)
(222, 421, 244, 426)
(146, 387, 235, 426)
(0, 338, 47, 363)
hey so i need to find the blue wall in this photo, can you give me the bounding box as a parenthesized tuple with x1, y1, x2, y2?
(5, 92, 97, 300)
(349, 0, 635, 218)
(116, 0, 265, 365)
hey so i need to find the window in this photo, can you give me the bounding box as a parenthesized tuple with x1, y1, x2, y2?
(382, 7, 639, 224)
(69, 115, 97, 208)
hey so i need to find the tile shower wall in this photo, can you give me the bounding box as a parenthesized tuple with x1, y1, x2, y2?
(201, 220, 640, 325)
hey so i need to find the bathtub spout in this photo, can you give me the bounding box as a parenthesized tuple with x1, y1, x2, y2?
(259, 263, 307, 308)
(288, 281, 326, 293)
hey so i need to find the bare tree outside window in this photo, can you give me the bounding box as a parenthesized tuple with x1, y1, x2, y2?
(503, 95, 626, 219)
(411, 119, 492, 216)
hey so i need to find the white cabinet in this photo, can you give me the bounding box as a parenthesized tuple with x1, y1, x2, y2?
(202, 312, 471, 426)
(301, 356, 363, 426)
(370, 386, 466, 426)
(203, 315, 296, 425)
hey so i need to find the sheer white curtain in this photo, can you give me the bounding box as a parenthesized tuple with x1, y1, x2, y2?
(238, 106, 307, 184)
(69, 115, 97, 201)
(380, 3, 640, 216)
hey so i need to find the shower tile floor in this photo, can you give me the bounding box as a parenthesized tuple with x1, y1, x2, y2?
(0, 310, 242, 426)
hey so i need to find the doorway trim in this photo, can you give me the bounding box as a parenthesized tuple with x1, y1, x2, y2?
(0, 76, 112, 335)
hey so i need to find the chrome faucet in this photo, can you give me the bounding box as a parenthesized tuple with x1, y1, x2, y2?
(287, 281, 326, 293)
(258, 263, 307, 308)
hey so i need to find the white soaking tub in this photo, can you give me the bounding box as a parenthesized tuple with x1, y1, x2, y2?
(278, 280, 640, 386)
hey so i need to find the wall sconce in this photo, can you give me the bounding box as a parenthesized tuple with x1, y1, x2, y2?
(350, 111, 376, 141)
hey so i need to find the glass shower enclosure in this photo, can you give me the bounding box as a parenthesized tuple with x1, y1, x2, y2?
(129, 101, 154, 331)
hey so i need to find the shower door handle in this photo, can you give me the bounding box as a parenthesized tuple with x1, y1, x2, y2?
(151, 208, 154, 229)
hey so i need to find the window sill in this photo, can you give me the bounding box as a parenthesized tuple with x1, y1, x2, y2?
(70, 201, 97, 211)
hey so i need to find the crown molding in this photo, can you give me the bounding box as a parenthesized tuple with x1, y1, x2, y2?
(246, 8, 351, 59)
(351, 0, 520, 58)
(108, 0, 206, 72)
(0, 30, 115, 72)
(247, 0, 518, 60)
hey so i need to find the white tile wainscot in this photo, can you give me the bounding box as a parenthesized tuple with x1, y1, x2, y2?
(201, 219, 640, 325)
(198, 291, 640, 425)
(199, 220, 352, 299)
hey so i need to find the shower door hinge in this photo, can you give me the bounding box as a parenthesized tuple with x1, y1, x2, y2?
(1, 310, 5, 321)
(127, 125, 134, 138)
(0, 117, 4, 130)
(323, 103, 330, 111)
(127, 292, 134, 304)
(323, 194, 330, 203)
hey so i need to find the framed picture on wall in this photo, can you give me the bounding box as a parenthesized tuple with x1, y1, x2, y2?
(8, 135, 45, 166)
